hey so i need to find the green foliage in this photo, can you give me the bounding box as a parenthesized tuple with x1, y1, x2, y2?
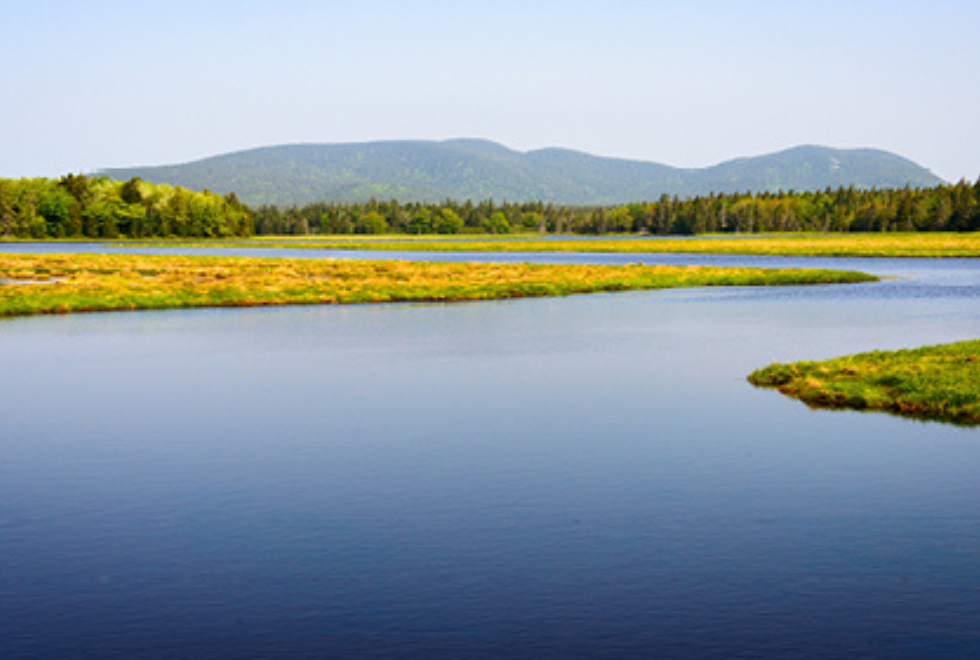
(0, 175, 252, 239)
(408, 208, 433, 234)
(435, 208, 464, 234)
(241, 178, 980, 237)
(355, 211, 388, 235)
(36, 187, 74, 237)
(119, 177, 144, 204)
(7, 171, 979, 241)
(749, 340, 980, 425)
(482, 211, 511, 234)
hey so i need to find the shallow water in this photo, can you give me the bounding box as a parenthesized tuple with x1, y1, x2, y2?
(1, 245, 979, 658)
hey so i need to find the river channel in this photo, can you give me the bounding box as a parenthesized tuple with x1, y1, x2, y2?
(1, 244, 979, 658)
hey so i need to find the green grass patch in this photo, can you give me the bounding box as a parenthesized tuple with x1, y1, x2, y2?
(749, 339, 980, 425)
(0, 253, 875, 319)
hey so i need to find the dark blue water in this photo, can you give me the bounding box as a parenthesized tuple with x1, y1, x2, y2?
(2, 244, 979, 658)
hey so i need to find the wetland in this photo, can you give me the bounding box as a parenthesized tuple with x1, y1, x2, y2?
(1, 241, 979, 658)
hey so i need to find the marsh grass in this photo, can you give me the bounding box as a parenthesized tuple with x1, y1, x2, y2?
(749, 340, 980, 425)
(0, 253, 875, 319)
(109, 232, 980, 258)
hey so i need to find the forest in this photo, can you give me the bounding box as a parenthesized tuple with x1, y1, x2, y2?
(1, 174, 979, 239)
(0, 175, 252, 239)
(251, 178, 980, 236)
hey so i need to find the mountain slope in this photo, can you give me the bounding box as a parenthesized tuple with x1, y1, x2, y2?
(100, 139, 943, 206)
(695, 145, 941, 194)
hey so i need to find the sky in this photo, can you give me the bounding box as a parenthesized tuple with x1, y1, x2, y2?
(2, 0, 979, 182)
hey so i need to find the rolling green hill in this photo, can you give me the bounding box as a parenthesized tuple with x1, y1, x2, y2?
(100, 139, 944, 206)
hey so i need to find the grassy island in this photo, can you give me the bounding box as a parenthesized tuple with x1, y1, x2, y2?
(749, 340, 980, 425)
(0, 253, 875, 319)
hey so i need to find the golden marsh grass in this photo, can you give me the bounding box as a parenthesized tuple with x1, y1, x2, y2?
(115, 232, 980, 258)
(0, 253, 876, 318)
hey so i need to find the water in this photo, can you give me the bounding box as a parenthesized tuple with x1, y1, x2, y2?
(1, 245, 979, 658)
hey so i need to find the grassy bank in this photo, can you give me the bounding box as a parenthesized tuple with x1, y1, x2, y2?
(105, 232, 980, 258)
(749, 340, 980, 425)
(0, 253, 875, 319)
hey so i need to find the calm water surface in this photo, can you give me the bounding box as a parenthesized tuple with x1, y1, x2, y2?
(1, 244, 979, 658)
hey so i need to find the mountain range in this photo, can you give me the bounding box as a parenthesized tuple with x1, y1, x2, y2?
(100, 139, 944, 206)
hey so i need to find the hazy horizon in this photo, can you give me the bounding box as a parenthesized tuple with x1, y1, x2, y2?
(3, 0, 979, 183)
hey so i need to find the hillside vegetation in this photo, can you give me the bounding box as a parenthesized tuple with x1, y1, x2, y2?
(100, 139, 944, 206)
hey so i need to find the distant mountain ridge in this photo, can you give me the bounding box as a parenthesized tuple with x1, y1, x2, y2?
(100, 139, 943, 206)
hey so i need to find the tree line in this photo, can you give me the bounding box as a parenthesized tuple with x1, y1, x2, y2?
(0, 175, 252, 239)
(252, 178, 980, 235)
(2, 173, 979, 239)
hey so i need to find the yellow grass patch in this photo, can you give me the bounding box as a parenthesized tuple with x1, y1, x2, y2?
(0, 253, 876, 319)
(137, 232, 980, 258)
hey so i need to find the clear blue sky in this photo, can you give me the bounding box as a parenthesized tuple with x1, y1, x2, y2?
(3, 0, 978, 182)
